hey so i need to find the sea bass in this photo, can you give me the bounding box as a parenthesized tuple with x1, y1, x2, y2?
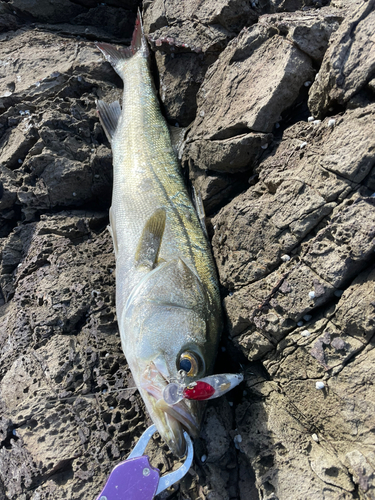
(96, 14, 222, 457)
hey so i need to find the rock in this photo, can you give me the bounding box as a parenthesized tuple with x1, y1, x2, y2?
(188, 164, 247, 215)
(259, 7, 343, 63)
(308, 0, 375, 117)
(191, 23, 314, 137)
(302, 198, 375, 288)
(186, 22, 314, 175)
(332, 265, 375, 342)
(344, 450, 375, 499)
(185, 132, 272, 173)
(10, 0, 85, 23)
(144, 0, 258, 125)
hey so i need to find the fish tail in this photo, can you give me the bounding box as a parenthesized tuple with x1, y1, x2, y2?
(96, 10, 149, 77)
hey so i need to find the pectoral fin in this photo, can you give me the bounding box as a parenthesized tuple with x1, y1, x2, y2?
(135, 208, 166, 269)
(108, 207, 118, 257)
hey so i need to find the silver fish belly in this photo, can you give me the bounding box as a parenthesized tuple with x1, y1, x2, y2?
(97, 13, 222, 457)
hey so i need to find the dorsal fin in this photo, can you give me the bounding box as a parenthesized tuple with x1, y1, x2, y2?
(96, 100, 121, 143)
(135, 208, 166, 269)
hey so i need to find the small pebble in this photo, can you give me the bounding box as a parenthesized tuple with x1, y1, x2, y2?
(312, 120, 321, 125)
(95, 174, 100, 178)
(327, 118, 336, 127)
(109, 406, 114, 410)
(304, 81, 312, 87)
(297, 321, 304, 327)
(308, 291, 315, 299)
(102, 389, 107, 393)
(299, 141, 307, 149)
(105, 353, 109, 357)
(199, 110, 205, 117)
(201, 455, 207, 463)
(308, 116, 314, 122)
(301, 330, 311, 337)
(303, 314, 312, 322)
(229, 401, 234, 407)
(72, 192, 77, 196)
(175, 122, 179, 127)
(334, 290, 343, 298)
(311, 433, 319, 442)
(234, 434, 242, 443)
(316, 381, 325, 390)
(281, 254, 291, 262)
(261, 143, 268, 149)
(18, 159, 23, 164)
(275, 122, 280, 129)
(243, 390, 247, 396)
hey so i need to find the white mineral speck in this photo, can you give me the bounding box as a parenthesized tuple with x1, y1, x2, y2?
(301, 330, 311, 337)
(300, 142, 307, 149)
(312, 433, 319, 442)
(281, 254, 290, 262)
(304, 81, 312, 87)
(334, 290, 343, 297)
(316, 381, 325, 390)
(234, 434, 242, 443)
(328, 118, 336, 127)
(199, 110, 205, 117)
(297, 321, 304, 327)
(309, 291, 315, 299)
(308, 116, 314, 122)
(18, 159, 22, 164)
(303, 314, 312, 321)
(95, 174, 100, 178)
(72, 192, 76, 196)
(201, 455, 207, 463)
(313, 120, 321, 125)
(2, 91, 12, 97)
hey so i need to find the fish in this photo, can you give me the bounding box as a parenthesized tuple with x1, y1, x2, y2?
(96, 13, 222, 458)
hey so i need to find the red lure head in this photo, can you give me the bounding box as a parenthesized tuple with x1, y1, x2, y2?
(183, 381, 215, 401)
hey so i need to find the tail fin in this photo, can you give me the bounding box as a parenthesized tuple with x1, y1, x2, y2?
(96, 10, 149, 76)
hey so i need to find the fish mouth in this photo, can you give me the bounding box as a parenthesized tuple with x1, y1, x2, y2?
(140, 361, 200, 457)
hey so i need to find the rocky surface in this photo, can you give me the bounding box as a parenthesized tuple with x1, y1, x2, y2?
(0, 1, 374, 500)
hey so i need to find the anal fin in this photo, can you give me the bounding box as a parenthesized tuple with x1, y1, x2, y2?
(135, 208, 166, 269)
(96, 99, 121, 143)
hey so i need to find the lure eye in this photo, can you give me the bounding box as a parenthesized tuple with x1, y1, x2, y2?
(179, 352, 200, 377)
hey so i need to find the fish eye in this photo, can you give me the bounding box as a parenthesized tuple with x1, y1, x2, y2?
(179, 351, 200, 377)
